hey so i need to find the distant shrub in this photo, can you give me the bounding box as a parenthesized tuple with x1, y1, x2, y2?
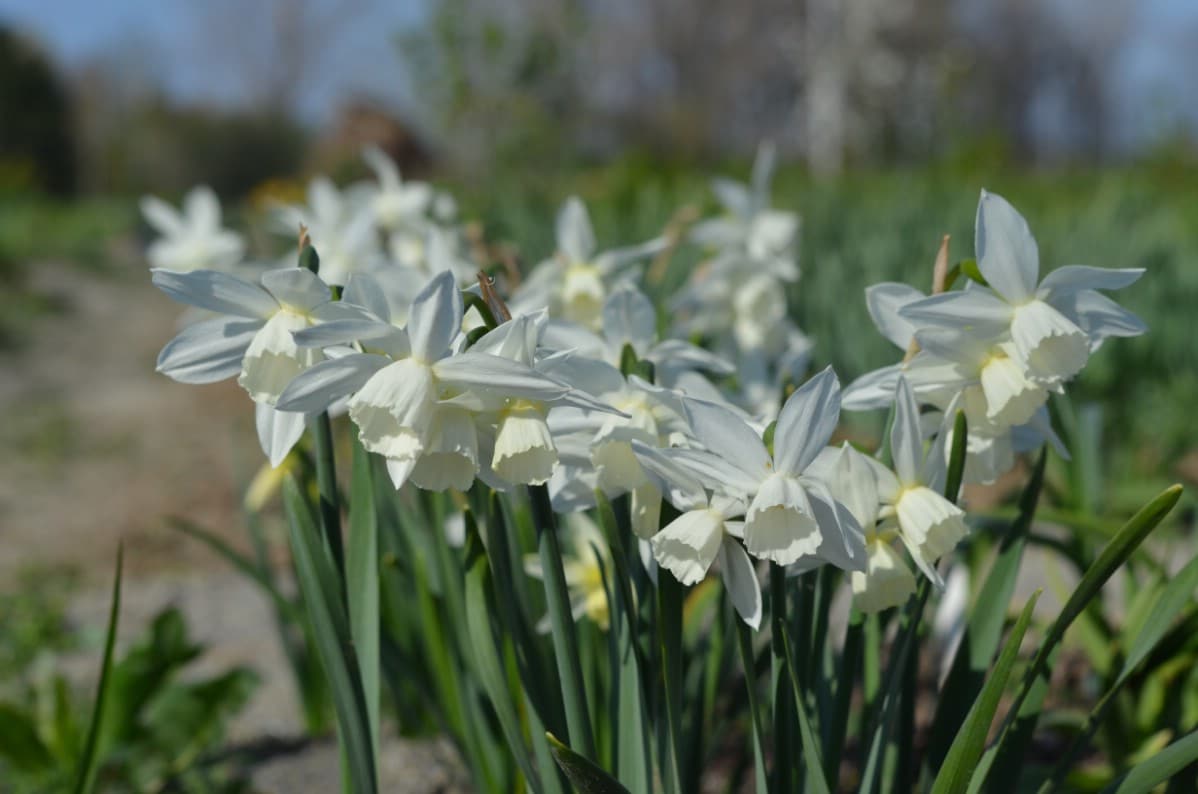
(0, 26, 77, 196)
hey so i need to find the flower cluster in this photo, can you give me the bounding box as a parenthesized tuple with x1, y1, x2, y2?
(146, 152, 1145, 625)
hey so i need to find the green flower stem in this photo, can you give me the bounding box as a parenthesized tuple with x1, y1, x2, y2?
(299, 240, 345, 581)
(528, 483, 596, 760)
(657, 567, 684, 793)
(769, 563, 794, 793)
(310, 410, 345, 579)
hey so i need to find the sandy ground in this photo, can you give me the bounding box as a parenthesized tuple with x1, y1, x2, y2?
(0, 259, 467, 791)
(0, 260, 252, 582)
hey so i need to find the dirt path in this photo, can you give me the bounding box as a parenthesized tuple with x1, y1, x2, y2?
(0, 260, 473, 791)
(0, 259, 254, 582)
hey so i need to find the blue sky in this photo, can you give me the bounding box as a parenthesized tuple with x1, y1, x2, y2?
(0, 0, 428, 122)
(2, 0, 1195, 148)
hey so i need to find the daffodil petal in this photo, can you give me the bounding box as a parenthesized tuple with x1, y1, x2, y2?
(774, 366, 841, 475)
(976, 189, 1039, 302)
(255, 402, 306, 468)
(719, 537, 762, 630)
(276, 353, 391, 413)
(261, 267, 331, 309)
(153, 268, 278, 319)
(156, 316, 261, 384)
(407, 270, 462, 361)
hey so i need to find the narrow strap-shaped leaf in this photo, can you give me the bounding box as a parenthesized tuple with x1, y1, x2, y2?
(781, 627, 833, 794)
(463, 518, 544, 792)
(980, 484, 1183, 792)
(309, 410, 346, 579)
(347, 437, 380, 778)
(529, 484, 597, 759)
(733, 610, 769, 793)
(925, 448, 1047, 772)
(1037, 549, 1198, 793)
(1100, 728, 1198, 793)
(1118, 550, 1198, 685)
(547, 733, 633, 794)
(484, 494, 565, 738)
(859, 581, 932, 794)
(930, 591, 1041, 794)
(826, 610, 863, 785)
(284, 477, 378, 794)
(593, 493, 653, 793)
(657, 568, 685, 794)
(768, 563, 795, 794)
(527, 689, 567, 794)
(72, 545, 123, 794)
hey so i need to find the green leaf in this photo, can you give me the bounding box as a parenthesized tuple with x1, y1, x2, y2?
(547, 732, 632, 794)
(347, 437, 380, 776)
(1118, 550, 1198, 685)
(1101, 728, 1198, 793)
(0, 702, 53, 772)
(73, 544, 122, 794)
(593, 492, 652, 793)
(141, 667, 259, 769)
(944, 410, 968, 500)
(733, 614, 768, 794)
(780, 628, 833, 794)
(284, 477, 378, 794)
(959, 258, 987, 286)
(529, 484, 596, 760)
(925, 448, 1046, 772)
(655, 567, 685, 794)
(463, 517, 544, 792)
(980, 484, 1184, 792)
(309, 410, 346, 578)
(930, 591, 1040, 794)
(859, 582, 931, 794)
(826, 611, 863, 785)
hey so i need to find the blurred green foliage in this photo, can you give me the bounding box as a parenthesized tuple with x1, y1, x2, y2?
(85, 102, 310, 199)
(0, 568, 78, 685)
(0, 604, 257, 793)
(0, 195, 136, 346)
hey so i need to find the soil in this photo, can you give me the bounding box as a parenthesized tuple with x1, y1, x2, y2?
(0, 258, 468, 792)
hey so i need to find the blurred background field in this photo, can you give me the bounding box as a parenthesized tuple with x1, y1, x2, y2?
(1, 0, 1197, 789)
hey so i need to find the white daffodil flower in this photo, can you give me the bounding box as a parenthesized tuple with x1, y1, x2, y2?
(274, 177, 382, 287)
(543, 284, 733, 391)
(141, 186, 244, 273)
(510, 196, 666, 329)
(871, 377, 967, 587)
(663, 368, 866, 570)
(362, 146, 434, 232)
(153, 266, 341, 466)
(908, 327, 1048, 434)
(457, 313, 617, 488)
(631, 441, 762, 629)
(852, 540, 919, 614)
(277, 271, 607, 491)
(538, 348, 696, 537)
(806, 441, 918, 612)
(900, 190, 1145, 387)
(843, 281, 1067, 485)
(690, 142, 800, 283)
(842, 282, 928, 411)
